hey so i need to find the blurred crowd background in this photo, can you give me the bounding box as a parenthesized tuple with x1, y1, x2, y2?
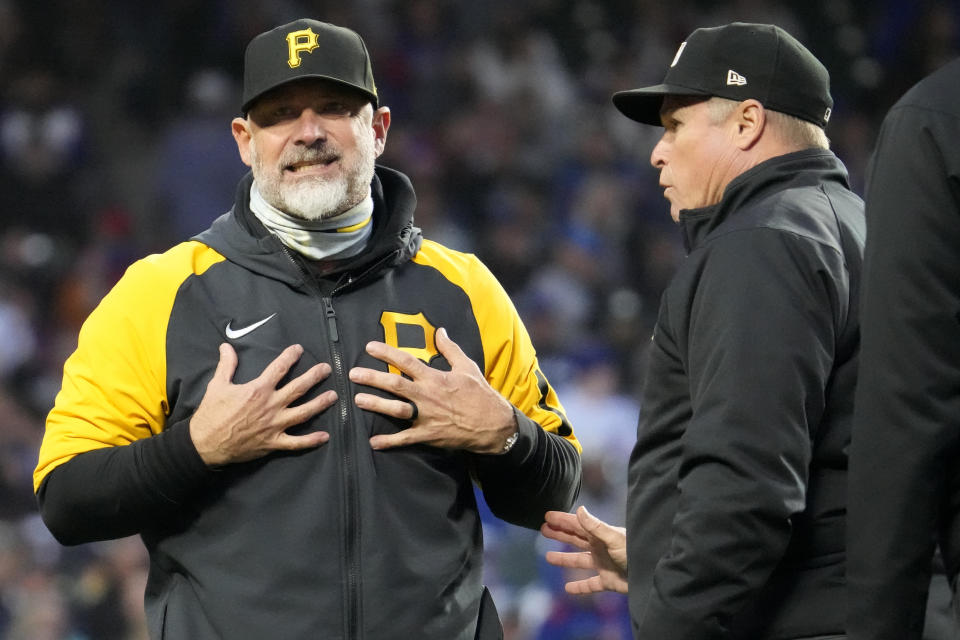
(0, 1, 957, 638)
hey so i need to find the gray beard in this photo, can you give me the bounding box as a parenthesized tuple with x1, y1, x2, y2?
(263, 173, 352, 221)
(250, 139, 375, 222)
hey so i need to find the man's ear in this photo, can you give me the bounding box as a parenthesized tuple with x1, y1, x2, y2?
(231, 117, 253, 167)
(372, 107, 391, 158)
(733, 99, 765, 150)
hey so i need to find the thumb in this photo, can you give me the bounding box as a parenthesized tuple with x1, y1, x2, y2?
(213, 342, 239, 383)
(435, 327, 477, 372)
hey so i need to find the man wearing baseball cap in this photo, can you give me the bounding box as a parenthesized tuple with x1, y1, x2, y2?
(542, 22, 862, 638)
(34, 18, 581, 639)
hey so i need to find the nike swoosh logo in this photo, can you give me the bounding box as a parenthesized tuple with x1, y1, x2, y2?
(225, 313, 277, 339)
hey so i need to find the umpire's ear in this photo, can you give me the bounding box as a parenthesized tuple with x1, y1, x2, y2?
(231, 117, 254, 167)
(732, 99, 766, 151)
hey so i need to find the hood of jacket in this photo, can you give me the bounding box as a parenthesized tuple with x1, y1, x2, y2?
(194, 164, 423, 289)
(677, 148, 851, 254)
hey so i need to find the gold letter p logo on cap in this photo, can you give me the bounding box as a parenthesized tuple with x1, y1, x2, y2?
(286, 28, 319, 68)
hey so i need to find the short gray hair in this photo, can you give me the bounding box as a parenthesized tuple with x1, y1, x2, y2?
(706, 97, 830, 150)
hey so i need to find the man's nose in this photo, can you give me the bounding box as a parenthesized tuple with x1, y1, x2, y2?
(294, 109, 328, 145)
(650, 136, 668, 169)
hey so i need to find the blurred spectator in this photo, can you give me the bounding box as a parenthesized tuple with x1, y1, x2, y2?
(0, 1, 21, 83)
(149, 68, 248, 245)
(68, 538, 149, 640)
(0, 277, 35, 380)
(533, 587, 632, 640)
(518, 225, 612, 360)
(0, 67, 90, 241)
(468, 16, 575, 122)
(0, 386, 39, 520)
(554, 342, 639, 526)
(477, 178, 552, 293)
(0, 523, 66, 640)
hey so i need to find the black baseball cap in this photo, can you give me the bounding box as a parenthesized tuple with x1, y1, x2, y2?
(241, 18, 378, 114)
(612, 22, 832, 128)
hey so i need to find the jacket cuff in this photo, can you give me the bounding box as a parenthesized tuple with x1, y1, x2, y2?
(480, 407, 537, 461)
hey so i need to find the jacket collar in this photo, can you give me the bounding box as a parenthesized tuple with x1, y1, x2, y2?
(677, 149, 850, 253)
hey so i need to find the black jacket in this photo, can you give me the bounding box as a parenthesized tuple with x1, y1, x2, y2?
(35, 166, 581, 640)
(627, 149, 864, 638)
(848, 57, 960, 640)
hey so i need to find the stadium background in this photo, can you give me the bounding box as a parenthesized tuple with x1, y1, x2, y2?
(0, 1, 956, 638)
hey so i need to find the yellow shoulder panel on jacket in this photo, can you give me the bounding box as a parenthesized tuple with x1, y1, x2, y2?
(412, 240, 580, 452)
(34, 241, 225, 491)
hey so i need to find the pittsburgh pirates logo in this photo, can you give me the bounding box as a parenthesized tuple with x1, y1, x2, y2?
(379, 311, 438, 375)
(286, 28, 319, 68)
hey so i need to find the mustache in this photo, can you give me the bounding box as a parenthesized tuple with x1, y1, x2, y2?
(280, 143, 341, 168)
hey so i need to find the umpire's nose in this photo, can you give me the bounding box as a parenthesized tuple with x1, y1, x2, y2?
(650, 133, 669, 169)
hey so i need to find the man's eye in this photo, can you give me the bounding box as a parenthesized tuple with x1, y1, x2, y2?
(322, 102, 351, 115)
(256, 106, 295, 124)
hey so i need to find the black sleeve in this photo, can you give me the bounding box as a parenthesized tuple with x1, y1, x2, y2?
(848, 76, 960, 640)
(471, 407, 581, 530)
(36, 419, 214, 545)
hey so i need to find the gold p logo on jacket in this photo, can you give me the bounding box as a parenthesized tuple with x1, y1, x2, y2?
(380, 311, 438, 375)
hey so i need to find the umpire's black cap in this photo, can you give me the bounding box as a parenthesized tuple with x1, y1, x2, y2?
(241, 18, 378, 114)
(612, 22, 833, 129)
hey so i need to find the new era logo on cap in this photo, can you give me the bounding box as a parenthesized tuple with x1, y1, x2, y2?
(726, 70, 747, 86)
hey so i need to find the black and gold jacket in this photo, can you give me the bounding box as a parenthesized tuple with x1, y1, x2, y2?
(35, 166, 581, 640)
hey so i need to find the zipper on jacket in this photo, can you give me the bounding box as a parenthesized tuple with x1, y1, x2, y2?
(320, 252, 398, 640)
(322, 298, 339, 342)
(279, 246, 363, 639)
(322, 295, 362, 640)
